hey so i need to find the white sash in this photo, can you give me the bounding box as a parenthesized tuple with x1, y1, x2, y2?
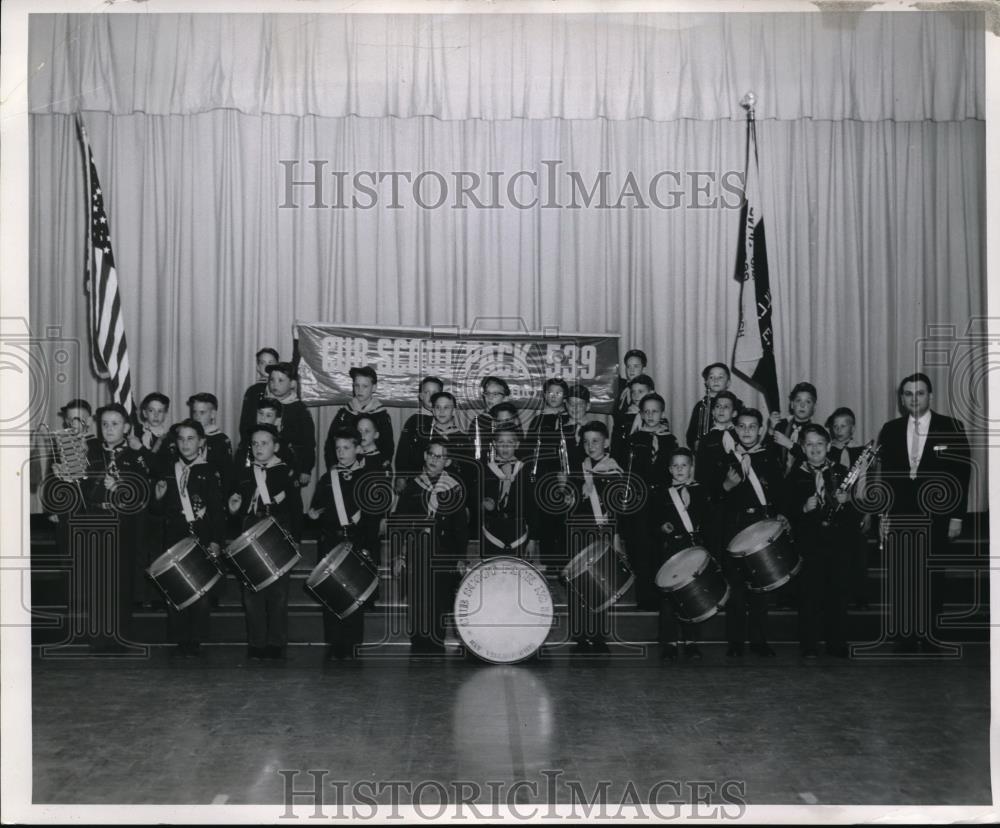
(331, 468, 361, 527)
(721, 429, 737, 455)
(668, 486, 694, 534)
(251, 464, 272, 510)
(174, 461, 196, 523)
(736, 449, 768, 506)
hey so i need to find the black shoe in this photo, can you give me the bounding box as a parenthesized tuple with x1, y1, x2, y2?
(750, 642, 776, 657)
(591, 639, 610, 654)
(801, 648, 819, 659)
(683, 643, 703, 661)
(184, 642, 203, 658)
(726, 642, 744, 658)
(265, 645, 286, 660)
(170, 643, 187, 659)
(660, 644, 679, 662)
(573, 637, 592, 651)
(248, 646, 266, 661)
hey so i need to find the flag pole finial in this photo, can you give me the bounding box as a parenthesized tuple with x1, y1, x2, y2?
(740, 91, 757, 114)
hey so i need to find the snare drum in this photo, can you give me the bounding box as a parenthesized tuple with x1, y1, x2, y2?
(223, 517, 301, 592)
(727, 518, 800, 592)
(147, 537, 221, 610)
(654, 546, 729, 623)
(561, 538, 634, 613)
(306, 542, 379, 619)
(454, 557, 554, 663)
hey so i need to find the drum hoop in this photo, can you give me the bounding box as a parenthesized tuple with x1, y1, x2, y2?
(224, 517, 276, 558)
(245, 549, 301, 592)
(307, 543, 356, 589)
(169, 570, 222, 610)
(560, 540, 610, 581)
(727, 520, 785, 557)
(655, 546, 710, 591)
(590, 571, 635, 612)
(746, 557, 802, 593)
(679, 582, 730, 624)
(464, 555, 548, 583)
(148, 536, 201, 576)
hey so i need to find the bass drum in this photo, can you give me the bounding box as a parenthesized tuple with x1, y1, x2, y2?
(453, 557, 554, 664)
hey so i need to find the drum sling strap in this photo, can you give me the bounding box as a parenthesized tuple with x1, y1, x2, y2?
(174, 460, 197, 524)
(735, 447, 768, 506)
(332, 465, 362, 527)
(668, 486, 695, 534)
(251, 464, 273, 512)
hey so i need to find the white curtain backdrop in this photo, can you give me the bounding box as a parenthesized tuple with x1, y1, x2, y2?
(28, 12, 987, 510)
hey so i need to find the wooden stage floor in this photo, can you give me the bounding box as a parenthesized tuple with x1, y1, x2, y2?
(30, 642, 991, 809)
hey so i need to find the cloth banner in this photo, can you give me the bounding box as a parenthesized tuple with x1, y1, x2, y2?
(295, 322, 620, 413)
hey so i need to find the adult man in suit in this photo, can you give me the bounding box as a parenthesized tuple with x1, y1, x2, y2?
(875, 373, 970, 654)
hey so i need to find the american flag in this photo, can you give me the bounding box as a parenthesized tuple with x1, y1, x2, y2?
(77, 115, 135, 415)
(731, 106, 780, 414)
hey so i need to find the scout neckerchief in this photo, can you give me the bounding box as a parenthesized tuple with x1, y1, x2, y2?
(582, 455, 624, 524)
(488, 459, 523, 506)
(174, 455, 205, 524)
(668, 482, 695, 533)
(250, 456, 282, 512)
(830, 441, 852, 470)
(141, 423, 168, 451)
(429, 420, 461, 442)
(801, 459, 833, 504)
(272, 388, 298, 406)
(635, 421, 672, 461)
(202, 423, 220, 436)
(415, 471, 460, 518)
(347, 397, 384, 415)
(331, 459, 364, 526)
(733, 443, 768, 506)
